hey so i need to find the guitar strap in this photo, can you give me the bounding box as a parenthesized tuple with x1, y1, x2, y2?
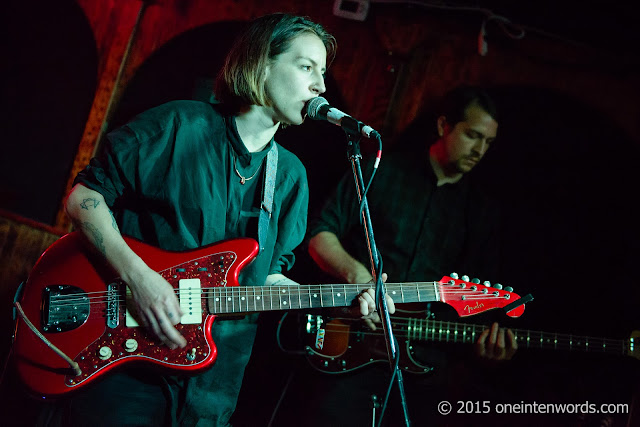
(258, 143, 278, 252)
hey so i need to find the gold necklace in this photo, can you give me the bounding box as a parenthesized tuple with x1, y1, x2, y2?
(233, 155, 265, 185)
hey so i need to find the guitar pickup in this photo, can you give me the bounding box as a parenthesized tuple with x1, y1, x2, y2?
(106, 283, 119, 328)
(179, 279, 202, 325)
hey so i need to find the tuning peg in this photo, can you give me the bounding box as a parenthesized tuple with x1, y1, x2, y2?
(450, 272, 459, 279)
(504, 286, 513, 292)
(483, 281, 491, 287)
(493, 283, 503, 290)
(471, 278, 480, 284)
(461, 275, 470, 282)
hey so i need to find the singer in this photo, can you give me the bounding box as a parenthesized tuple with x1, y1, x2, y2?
(14, 13, 388, 427)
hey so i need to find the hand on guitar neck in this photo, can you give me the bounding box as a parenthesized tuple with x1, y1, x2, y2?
(355, 273, 396, 331)
(475, 322, 518, 362)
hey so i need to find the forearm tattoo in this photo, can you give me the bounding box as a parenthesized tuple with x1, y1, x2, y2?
(82, 222, 106, 256)
(109, 210, 119, 232)
(80, 198, 100, 210)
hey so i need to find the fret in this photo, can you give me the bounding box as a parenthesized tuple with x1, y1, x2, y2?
(410, 282, 421, 302)
(309, 285, 320, 309)
(445, 321, 450, 343)
(287, 286, 294, 309)
(331, 285, 335, 308)
(232, 286, 237, 312)
(539, 331, 544, 349)
(569, 335, 573, 351)
(322, 285, 336, 308)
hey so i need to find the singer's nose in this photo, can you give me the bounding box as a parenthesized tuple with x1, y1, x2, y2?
(311, 72, 326, 95)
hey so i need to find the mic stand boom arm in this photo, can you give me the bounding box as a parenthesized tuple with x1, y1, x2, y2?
(342, 121, 411, 427)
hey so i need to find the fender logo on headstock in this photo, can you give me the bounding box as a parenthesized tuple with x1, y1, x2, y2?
(464, 302, 485, 314)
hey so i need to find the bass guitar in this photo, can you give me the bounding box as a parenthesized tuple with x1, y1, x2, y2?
(11, 231, 529, 397)
(302, 314, 639, 374)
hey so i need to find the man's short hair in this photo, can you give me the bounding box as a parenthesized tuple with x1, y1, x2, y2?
(215, 13, 336, 113)
(439, 85, 499, 125)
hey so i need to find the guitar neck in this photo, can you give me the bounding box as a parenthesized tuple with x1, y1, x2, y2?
(206, 282, 439, 314)
(405, 318, 631, 356)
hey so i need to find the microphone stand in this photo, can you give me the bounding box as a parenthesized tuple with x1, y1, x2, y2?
(341, 118, 411, 427)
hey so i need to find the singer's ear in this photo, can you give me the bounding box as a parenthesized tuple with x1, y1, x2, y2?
(436, 115, 447, 137)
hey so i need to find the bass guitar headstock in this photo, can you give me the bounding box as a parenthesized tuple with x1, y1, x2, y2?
(439, 273, 532, 318)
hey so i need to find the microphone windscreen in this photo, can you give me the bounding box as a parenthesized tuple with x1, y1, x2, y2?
(306, 96, 329, 120)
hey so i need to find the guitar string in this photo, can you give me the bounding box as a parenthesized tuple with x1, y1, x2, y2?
(47, 284, 503, 307)
(48, 282, 442, 299)
(48, 282, 491, 301)
(46, 283, 491, 306)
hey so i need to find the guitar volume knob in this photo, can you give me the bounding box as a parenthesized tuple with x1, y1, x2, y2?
(98, 346, 112, 360)
(124, 339, 138, 352)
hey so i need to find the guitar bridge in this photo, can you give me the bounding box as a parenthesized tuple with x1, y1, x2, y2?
(42, 285, 90, 332)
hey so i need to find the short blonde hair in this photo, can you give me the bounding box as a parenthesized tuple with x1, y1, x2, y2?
(215, 13, 336, 113)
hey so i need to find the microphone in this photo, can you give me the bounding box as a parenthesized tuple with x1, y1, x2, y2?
(306, 97, 379, 139)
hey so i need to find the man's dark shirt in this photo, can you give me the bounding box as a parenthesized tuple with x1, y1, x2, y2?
(311, 149, 501, 284)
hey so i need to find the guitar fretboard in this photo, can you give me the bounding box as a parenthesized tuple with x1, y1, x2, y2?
(206, 283, 439, 313)
(404, 318, 632, 356)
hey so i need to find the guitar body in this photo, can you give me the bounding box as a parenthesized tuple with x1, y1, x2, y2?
(12, 232, 259, 397)
(304, 316, 433, 374)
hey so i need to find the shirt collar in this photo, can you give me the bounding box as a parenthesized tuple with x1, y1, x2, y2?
(226, 115, 275, 166)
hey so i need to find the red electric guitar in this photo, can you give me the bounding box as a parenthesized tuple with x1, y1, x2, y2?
(11, 231, 530, 397)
